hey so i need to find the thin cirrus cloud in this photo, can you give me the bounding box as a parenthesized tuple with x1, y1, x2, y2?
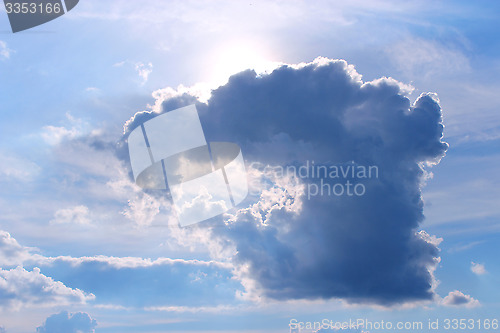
(125, 57, 449, 305)
(387, 37, 471, 78)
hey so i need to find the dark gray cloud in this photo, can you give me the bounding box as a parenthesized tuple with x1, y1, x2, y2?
(36, 311, 96, 333)
(125, 58, 448, 305)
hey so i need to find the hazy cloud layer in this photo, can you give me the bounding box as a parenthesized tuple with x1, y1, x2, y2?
(126, 58, 448, 305)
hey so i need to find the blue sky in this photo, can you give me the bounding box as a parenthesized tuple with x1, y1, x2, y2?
(0, 1, 499, 332)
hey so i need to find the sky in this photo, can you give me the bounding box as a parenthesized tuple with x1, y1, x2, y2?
(0, 0, 499, 332)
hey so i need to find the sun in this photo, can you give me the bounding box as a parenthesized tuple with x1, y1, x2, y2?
(205, 40, 279, 86)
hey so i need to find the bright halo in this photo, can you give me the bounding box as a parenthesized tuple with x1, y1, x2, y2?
(205, 41, 280, 86)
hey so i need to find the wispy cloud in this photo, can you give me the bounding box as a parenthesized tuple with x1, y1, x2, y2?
(135, 62, 153, 84)
(50, 205, 91, 225)
(471, 261, 487, 275)
(41, 113, 88, 146)
(112, 60, 153, 84)
(447, 241, 485, 254)
(387, 37, 470, 78)
(0, 152, 40, 182)
(0, 41, 12, 60)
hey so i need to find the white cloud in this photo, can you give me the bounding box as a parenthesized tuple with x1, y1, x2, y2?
(175, 187, 229, 227)
(442, 290, 480, 308)
(41, 113, 87, 146)
(135, 62, 153, 84)
(0, 41, 12, 60)
(50, 205, 91, 225)
(112, 60, 153, 84)
(417, 230, 443, 247)
(41, 125, 80, 145)
(471, 261, 487, 275)
(47, 255, 231, 270)
(228, 168, 305, 227)
(122, 193, 162, 227)
(0, 267, 95, 310)
(0, 231, 38, 267)
(150, 82, 214, 108)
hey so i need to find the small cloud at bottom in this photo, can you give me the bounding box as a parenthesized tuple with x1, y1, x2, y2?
(442, 290, 480, 308)
(36, 311, 97, 333)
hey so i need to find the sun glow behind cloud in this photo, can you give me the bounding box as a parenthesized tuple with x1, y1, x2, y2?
(204, 40, 281, 85)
